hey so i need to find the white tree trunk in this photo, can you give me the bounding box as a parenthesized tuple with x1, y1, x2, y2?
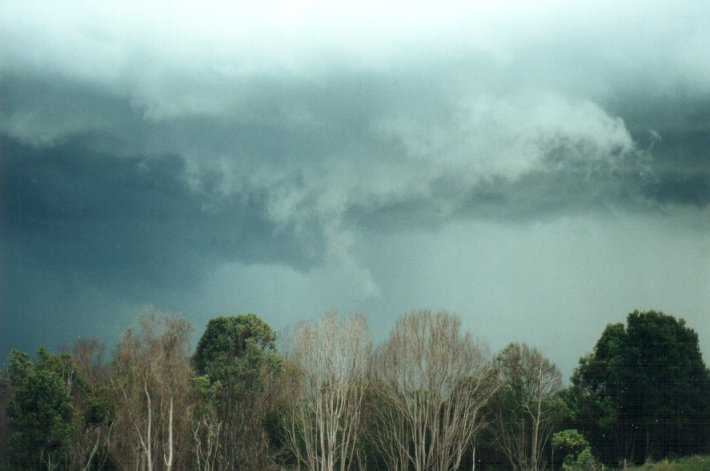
(164, 395, 174, 471)
(284, 314, 370, 471)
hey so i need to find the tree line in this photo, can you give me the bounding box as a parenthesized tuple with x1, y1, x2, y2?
(1, 309, 708, 470)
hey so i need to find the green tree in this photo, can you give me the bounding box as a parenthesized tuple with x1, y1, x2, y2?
(193, 313, 283, 470)
(6, 348, 76, 470)
(570, 310, 710, 464)
(551, 429, 596, 471)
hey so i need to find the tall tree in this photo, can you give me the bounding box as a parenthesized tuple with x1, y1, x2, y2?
(283, 313, 370, 471)
(6, 348, 76, 470)
(68, 338, 116, 471)
(111, 311, 194, 471)
(491, 343, 563, 471)
(371, 310, 498, 471)
(571, 310, 710, 464)
(193, 313, 283, 470)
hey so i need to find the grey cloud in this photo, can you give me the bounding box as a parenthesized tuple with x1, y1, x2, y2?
(2, 0, 709, 370)
(0, 135, 321, 291)
(642, 173, 710, 208)
(2, 67, 707, 292)
(604, 92, 710, 212)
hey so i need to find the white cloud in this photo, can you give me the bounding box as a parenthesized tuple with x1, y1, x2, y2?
(3, 0, 709, 102)
(373, 93, 634, 179)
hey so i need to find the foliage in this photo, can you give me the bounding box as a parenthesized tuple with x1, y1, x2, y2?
(0, 366, 11, 468)
(552, 429, 596, 471)
(6, 348, 76, 470)
(625, 455, 710, 471)
(193, 313, 283, 470)
(66, 338, 118, 470)
(1, 308, 708, 470)
(193, 313, 282, 393)
(570, 311, 710, 465)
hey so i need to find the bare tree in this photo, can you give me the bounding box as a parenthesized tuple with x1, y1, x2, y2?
(111, 311, 194, 471)
(371, 310, 499, 471)
(284, 313, 371, 471)
(492, 343, 563, 471)
(364, 380, 411, 471)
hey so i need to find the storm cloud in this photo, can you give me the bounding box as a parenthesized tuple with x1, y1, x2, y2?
(1, 0, 708, 375)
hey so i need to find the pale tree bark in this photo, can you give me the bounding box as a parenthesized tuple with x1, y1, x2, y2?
(284, 313, 370, 471)
(79, 421, 114, 471)
(492, 343, 562, 471)
(192, 412, 222, 471)
(143, 381, 153, 471)
(163, 395, 173, 471)
(111, 311, 194, 471)
(371, 310, 499, 471)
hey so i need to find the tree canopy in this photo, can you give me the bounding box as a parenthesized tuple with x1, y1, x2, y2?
(192, 313, 283, 470)
(193, 313, 281, 388)
(2, 308, 708, 470)
(570, 310, 710, 464)
(6, 348, 76, 470)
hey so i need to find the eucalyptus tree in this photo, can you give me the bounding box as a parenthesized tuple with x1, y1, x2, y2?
(371, 310, 498, 471)
(283, 313, 371, 471)
(111, 311, 194, 471)
(491, 343, 563, 471)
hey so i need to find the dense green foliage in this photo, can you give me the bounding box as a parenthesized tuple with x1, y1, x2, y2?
(569, 311, 710, 465)
(6, 349, 75, 470)
(193, 313, 282, 388)
(193, 314, 284, 469)
(552, 429, 595, 470)
(625, 455, 710, 471)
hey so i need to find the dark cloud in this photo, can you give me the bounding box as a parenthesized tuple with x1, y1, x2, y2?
(642, 173, 710, 208)
(605, 92, 710, 211)
(0, 136, 322, 277)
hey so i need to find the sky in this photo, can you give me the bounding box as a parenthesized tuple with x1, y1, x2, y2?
(1, 0, 708, 377)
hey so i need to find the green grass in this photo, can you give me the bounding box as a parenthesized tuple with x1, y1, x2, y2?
(624, 455, 710, 471)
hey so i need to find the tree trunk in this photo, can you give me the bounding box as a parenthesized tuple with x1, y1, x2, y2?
(164, 395, 174, 471)
(145, 381, 153, 471)
(531, 365, 543, 471)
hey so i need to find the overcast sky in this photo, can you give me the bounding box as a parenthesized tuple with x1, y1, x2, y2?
(1, 0, 708, 376)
